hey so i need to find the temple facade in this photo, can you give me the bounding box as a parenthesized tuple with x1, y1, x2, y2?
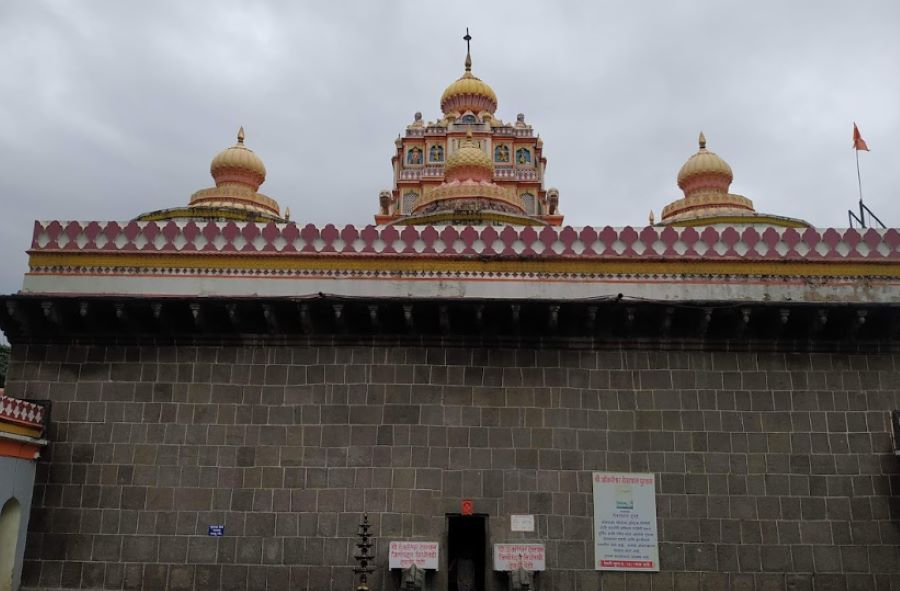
(0, 34, 898, 591)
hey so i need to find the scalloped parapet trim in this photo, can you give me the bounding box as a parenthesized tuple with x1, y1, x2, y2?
(27, 221, 900, 262)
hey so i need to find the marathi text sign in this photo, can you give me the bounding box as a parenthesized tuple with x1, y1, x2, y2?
(388, 541, 439, 570)
(493, 544, 545, 571)
(592, 472, 659, 571)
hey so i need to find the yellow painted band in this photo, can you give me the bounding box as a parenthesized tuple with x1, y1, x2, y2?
(27, 252, 900, 278)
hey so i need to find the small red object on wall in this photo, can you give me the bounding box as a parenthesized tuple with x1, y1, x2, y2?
(461, 499, 474, 515)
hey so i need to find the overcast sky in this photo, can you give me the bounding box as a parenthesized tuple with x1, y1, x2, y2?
(1, 0, 898, 303)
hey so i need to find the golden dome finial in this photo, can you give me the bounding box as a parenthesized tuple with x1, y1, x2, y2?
(698, 131, 706, 149)
(237, 126, 245, 145)
(649, 210, 655, 224)
(463, 27, 472, 72)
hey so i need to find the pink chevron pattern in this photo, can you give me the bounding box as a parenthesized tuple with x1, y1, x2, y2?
(0, 393, 46, 428)
(29, 221, 900, 261)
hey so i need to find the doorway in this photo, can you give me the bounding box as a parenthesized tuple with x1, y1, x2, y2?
(0, 497, 21, 591)
(447, 514, 487, 591)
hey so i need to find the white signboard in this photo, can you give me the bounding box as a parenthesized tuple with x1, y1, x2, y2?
(493, 544, 546, 571)
(592, 472, 659, 571)
(388, 541, 439, 570)
(510, 514, 535, 532)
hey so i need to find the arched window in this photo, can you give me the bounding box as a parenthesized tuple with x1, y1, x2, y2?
(407, 147, 423, 165)
(402, 192, 419, 214)
(0, 498, 22, 591)
(429, 145, 444, 162)
(494, 144, 510, 163)
(516, 148, 531, 165)
(460, 114, 477, 124)
(521, 193, 536, 215)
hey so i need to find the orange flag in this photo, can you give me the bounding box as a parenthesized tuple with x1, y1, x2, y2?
(853, 122, 869, 151)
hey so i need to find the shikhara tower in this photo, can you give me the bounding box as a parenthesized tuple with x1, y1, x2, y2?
(376, 32, 562, 226)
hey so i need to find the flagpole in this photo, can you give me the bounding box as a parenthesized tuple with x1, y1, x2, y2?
(855, 147, 865, 227)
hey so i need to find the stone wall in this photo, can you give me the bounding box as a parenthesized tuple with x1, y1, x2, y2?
(5, 343, 900, 590)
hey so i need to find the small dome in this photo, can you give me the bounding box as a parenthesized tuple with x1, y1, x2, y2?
(210, 127, 267, 190)
(677, 132, 733, 190)
(445, 132, 494, 178)
(440, 49, 498, 115)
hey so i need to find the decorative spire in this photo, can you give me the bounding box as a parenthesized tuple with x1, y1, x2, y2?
(649, 210, 655, 225)
(463, 27, 472, 72)
(698, 131, 706, 149)
(237, 126, 245, 145)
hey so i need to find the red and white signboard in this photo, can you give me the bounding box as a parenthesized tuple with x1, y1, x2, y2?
(592, 472, 659, 571)
(388, 541, 439, 570)
(493, 544, 546, 571)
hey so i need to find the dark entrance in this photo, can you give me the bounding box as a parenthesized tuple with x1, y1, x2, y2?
(447, 514, 487, 591)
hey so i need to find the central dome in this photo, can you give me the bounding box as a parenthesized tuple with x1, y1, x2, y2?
(440, 50, 498, 115)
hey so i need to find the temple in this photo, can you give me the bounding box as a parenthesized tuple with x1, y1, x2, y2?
(0, 31, 898, 591)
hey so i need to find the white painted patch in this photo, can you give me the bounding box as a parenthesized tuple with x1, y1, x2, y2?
(551, 240, 565, 254)
(531, 241, 545, 254)
(754, 242, 767, 255)
(452, 240, 465, 253)
(591, 240, 605, 253)
(815, 242, 830, 256)
(372, 239, 386, 253)
(856, 243, 870, 256)
(214, 235, 228, 251)
(775, 242, 788, 256)
(612, 240, 626, 254)
(693, 242, 708, 255)
(835, 242, 850, 257)
(313, 238, 326, 252)
(252, 235, 267, 251)
(733, 241, 748, 256)
(632, 240, 646, 255)
(113, 233, 127, 249)
(713, 242, 727, 255)
(37, 232, 50, 248)
(512, 240, 525, 254)
(572, 240, 585, 255)
(414, 239, 426, 253)
(232, 236, 246, 251)
(172, 234, 188, 251)
(472, 239, 485, 253)
(94, 234, 108, 249)
(795, 242, 810, 256)
(271, 236, 286, 251)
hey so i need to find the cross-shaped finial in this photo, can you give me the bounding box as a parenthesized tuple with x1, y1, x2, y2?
(464, 28, 471, 52)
